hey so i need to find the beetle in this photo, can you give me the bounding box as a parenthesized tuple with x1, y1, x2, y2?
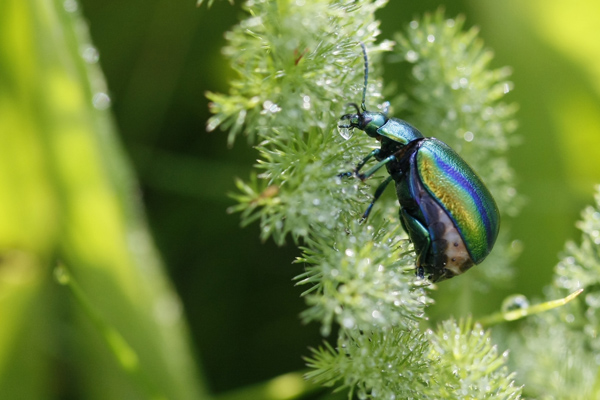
(339, 44, 500, 282)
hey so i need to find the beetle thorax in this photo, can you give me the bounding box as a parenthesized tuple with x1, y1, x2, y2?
(359, 111, 387, 137)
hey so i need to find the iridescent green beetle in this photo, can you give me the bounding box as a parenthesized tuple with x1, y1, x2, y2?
(339, 44, 500, 282)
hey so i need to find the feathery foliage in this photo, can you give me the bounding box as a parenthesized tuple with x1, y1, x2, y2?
(306, 328, 431, 399)
(209, 1, 522, 398)
(426, 319, 521, 400)
(510, 185, 600, 399)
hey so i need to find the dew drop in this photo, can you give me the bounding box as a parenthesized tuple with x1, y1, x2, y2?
(302, 94, 311, 110)
(501, 294, 529, 312)
(565, 313, 575, 323)
(405, 50, 418, 62)
(342, 316, 355, 329)
(53, 265, 70, 285)
(82, 46, 99, 64)
(337, 125, 353, 140)
(585, 292, 600, 308)
(427, 34, 435, 43)
(92, 92, 111, 110)
(63, 0, 78, 12)
(510, 239, 523, 252)
(409, 20, 419, 29)
(463, 131, 474, 142)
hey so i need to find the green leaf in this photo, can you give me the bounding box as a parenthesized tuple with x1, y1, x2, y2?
(0, 1, 208, 398)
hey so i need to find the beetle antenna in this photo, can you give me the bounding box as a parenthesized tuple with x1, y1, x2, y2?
(344, 102, 360, 114)
(360, 42, 368, 112)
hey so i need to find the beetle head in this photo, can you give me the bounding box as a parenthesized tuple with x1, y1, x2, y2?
(339, 103, 388, 139)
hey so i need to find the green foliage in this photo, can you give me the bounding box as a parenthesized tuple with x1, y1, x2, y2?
(509, 185, 600, 399)
(306, 319, 522, 400)
(206, 0, 391, 146)
(306, 328, 430, 399)
(427, 319, 521, 400)
(210, 1, 524, 399)
(0, 1, 207, 398)
(215, 0, 394, 248)
(297, 221, 431, 335)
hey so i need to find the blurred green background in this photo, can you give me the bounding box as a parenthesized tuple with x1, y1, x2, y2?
(3, 0, 600, 398)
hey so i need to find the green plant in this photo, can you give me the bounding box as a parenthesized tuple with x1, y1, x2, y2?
(508, 185, 600, 399)
(0, 1, 207, 398)
(207, 1, 535, 398)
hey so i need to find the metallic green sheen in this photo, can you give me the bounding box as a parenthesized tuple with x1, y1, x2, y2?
(416, 139, 500, 263)
(377, 119, 423, 145)
(364, 113, 387, 135)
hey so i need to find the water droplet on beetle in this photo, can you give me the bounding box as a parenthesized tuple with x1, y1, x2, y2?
(337, 125, 353, 140)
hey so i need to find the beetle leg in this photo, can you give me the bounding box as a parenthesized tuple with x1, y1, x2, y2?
(355, 149, 381, 172)
(400, 208, 431, 273)
(337, 149, 380, 178)
(357, 154, 396, 181)
(361, 175, 393, 221)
